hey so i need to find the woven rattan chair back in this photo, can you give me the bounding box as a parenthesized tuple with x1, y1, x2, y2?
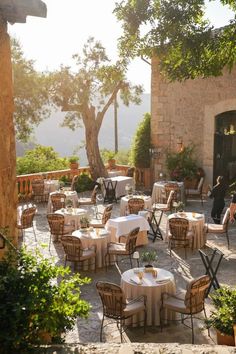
(222, 208, 230, 229)
(169, 217, 189, 241)
(185, 275, 210, 314)
(96, 281, 125, 319)
(31, 179, 46, 202)
(47, 213, 65, 236)
(164, 183, 180, 204)
(91, 185, 99, 204)
(51, 193, 66, 212)
(125, 227, 140, 253)
(128, 198, 144, 214)
(21, 207, 37, 229)
(61, 235, 84, 262)
(102, 204, 113, 224)
(71, 175, 79, 191)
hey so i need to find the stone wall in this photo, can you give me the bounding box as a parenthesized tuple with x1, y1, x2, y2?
(151, 56, 236, 184)
(34, 343, 236, 353)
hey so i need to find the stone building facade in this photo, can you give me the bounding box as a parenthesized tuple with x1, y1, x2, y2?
(151, 56, 236, 185)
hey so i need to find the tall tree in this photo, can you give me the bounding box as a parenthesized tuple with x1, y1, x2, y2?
(49, 37, 143, 179)
(11, 38, 50, 141)
(114, 0, 236, 81)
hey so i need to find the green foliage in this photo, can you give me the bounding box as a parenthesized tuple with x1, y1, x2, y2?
(165, 145, 198, 181)
(0, 247, 90, 352)
(59, 175, 71, 186)
(114, 0, 236, 81)
(11, 38, 50, 141)
(140, 250, 158, 264)
(115, 149, 130, 165)
(73, 173, 95, 193)
(68, 155, 79, 163)
(100, 149, 116, 162)
(130, 113, 150, 168)
(205, 286, 236, 336)
(16, 145, 68, 175)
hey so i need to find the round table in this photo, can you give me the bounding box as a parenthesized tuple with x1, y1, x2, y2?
(152, 181, 185, 203)
(121, 267, 176, 326)
(72, 228, 111, 268)
(55, 208, 87, 229)
(120, 195, 152, 216)
(166, 212, 206, 249)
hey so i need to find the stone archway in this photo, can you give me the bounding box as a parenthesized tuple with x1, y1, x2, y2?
(203, 99, 236, 185)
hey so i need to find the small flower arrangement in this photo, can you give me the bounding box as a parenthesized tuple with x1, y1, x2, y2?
(80, 216, 90, 229)
(65, 199, 73, 208)
(140, 250, 158, 266)
(175, 201, 185, 212)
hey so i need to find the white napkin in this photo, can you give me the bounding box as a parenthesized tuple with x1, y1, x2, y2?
(130, 277, 142, 285)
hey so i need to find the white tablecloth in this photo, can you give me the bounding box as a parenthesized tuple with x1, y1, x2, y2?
(108, 170, 123, 177)
(55, 208, 87, 229)
(47, 191, 78, 213)
(121, 267, 176, 326)
(105, 214, 149, 246)
(44, 180, 60, 193)
(120, 195, 152, 216)
(152, 181, 185, 203)
(72, 228, 111, 268)
(166, 212, 206, 249)
(104, 176, 135, 198)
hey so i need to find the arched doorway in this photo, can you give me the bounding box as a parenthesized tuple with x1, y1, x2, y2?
(213, 110, 236, 184)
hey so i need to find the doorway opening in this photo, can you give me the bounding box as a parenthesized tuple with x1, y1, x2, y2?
(213, 110, 236, 184)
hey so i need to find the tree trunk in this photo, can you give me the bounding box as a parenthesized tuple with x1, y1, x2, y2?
(83, 110, 108, 180)
(0, 18, 18, 257)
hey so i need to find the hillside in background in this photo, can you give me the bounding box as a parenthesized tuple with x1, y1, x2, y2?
(17, 94, 150, 166)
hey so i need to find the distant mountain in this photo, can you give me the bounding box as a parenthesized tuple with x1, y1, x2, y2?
(17, 94, 150, 165)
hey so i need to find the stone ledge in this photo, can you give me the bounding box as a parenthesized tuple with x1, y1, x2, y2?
(35, 343, 236, 354)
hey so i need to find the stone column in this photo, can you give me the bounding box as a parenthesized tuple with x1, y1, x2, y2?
(0, 16, 18, 255)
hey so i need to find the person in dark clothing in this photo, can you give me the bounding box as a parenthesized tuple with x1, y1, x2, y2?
(209, 176, 227, 224)
(230, 192, 236, 223)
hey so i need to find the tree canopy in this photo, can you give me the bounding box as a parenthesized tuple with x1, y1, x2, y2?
(114, 0, 236, 81)
(12, 38, 50, 141)
(49, 37, 143, 179)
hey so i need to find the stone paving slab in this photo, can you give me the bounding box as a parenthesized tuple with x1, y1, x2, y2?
(20, 196, 236, 346)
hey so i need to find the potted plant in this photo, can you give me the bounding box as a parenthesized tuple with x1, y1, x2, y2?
(80, 216, 90, 229)
(140, 250, 158, 268)
(175, 201, 185, 212)
(65, 198, 73, 212)
(0, 247, 90, 352)
(68, 155, 79, 170)
(205, 286, 236, 346)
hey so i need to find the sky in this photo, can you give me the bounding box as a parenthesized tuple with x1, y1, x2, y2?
(8, 0, 234, 94)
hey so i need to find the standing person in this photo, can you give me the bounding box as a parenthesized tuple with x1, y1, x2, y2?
(209, 176, 227, 224)
(230, 192, 236, 223)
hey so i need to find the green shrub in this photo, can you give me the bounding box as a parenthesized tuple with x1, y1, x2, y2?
(0, 247, 90, 352)
(115, 149, 130, 165)
(130, 113, 150, 168)
(17, 145, 68, 175)
(165, 144, 198, 181)
(74, 173, 95, 193)
(100, 149, 116, 162)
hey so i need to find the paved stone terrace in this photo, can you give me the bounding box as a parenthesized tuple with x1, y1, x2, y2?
(19, 194, 236, 346)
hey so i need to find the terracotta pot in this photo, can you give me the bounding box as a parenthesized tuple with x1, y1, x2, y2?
(70, 162, 79, 170)
(107, 159, 116, 169)
(38, 330, 52, 344)
(216, 330, 235, 346)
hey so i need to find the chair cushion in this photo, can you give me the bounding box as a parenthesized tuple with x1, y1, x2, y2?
(205, 223, 224, 233)
(78, 198, 93, 204)
(81, 249, 96, 260)
(89, 219, 104, 228)
(163, 295, 189, 314)
(123, 300, 145, 317)
(108, 242, 127, 254)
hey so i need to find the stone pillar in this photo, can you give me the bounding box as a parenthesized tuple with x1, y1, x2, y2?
(0, 16, 18, 255)
(151, 56, 170, 182)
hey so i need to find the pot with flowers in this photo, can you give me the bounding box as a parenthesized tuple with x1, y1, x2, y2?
(65, 198, 73, 213)
(80, 216, 90, 229)
(68, 155, 79, 170)
(205, 286, 236, 346)
(140, 250, 158, 268)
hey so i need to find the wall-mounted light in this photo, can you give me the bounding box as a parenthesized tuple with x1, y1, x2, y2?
(149, 146, 162, 159)
(177, 137, 184, 152)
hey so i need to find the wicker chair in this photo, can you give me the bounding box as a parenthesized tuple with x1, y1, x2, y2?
(71, 175, 79, 191)
(168, 217, 193, 259)
(205, 208, 230, 248)
(185, 177, 205, 206)
(17, 206, 37, 240)
(96, 281, 147, 342)
(47, 213, 75, 249)
(50, 193, 66, 212)
(105, 227, 140, 269)
(160, 275, 210, 344)
(164, 183, 180, 205)
(78, 185, 98, 206)
(31, 179, 49, 203)
(89, 204, 113, 228)
(61, 235, 96, 271)
(127, 197, 144, 215)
